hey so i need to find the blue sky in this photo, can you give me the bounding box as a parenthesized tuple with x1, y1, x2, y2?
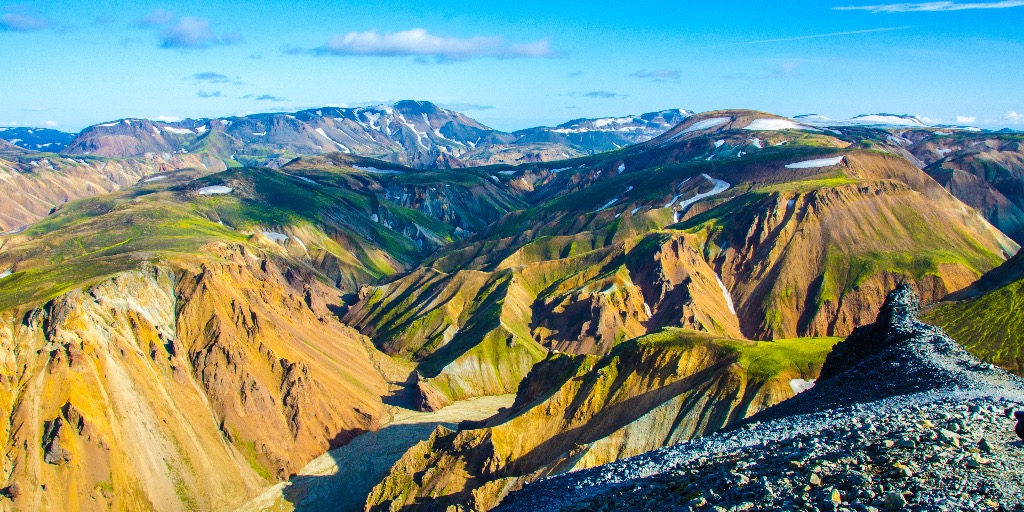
(1, 0, 1022, 131)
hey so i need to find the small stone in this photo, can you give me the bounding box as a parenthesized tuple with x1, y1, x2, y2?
(883, 491, 907, 511)
(966, 453, 989, 468)
(882, 440, 895, 449)
(978, 438, 993, 453)
(919, 419, 933, 429)
(810, 473, 822, 486)
(830, 489, 843, 504)
(896, 439, 915, 449)
(893, 463, 913, 478)
(968, 404, 981, 414)
(937, 429, 961, 447)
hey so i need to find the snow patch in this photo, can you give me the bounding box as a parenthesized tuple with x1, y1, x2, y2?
(353, 165, 403, 175)
(162, 126, 193, 135)
(292, 175, 319, 185)
(618, 163, 626, 173)
(0, 270, 11, 280)
(142, 175, 167, 183)
(261, 231, 289, 244)
(935, 148, 952, 157)
(593, 198, 619, 213)
(674, 117, 730, 137)
(790, 378, 816, 394)
(714, 271, 737, 316)
(715, 140, 726, 148)
(197, 185, 232, 195)
(743, 119, 819, 132)
(785, 156, 845, 169)
(316, 128, 351, 153)
(678, 175, 731, 211)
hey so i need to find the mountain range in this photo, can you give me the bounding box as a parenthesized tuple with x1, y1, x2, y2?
(1, 105, 1023, 511)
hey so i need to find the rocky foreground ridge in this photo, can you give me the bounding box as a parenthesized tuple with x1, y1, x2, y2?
(497, 286, 1024, 511)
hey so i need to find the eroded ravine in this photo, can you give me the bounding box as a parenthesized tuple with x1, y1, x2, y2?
(234, 395, 515, 512)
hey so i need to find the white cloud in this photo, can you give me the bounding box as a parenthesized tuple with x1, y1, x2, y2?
(313, 28, 555, 61)
(1003, 111, 1024, 124)
(161, 17, 218, 48)
(956, 115, 977, 123)
(156, 115, 181, 122)
(139, 13, 241, 49)
(43, 120, 59, 127)
(836, 1, 1024, 13)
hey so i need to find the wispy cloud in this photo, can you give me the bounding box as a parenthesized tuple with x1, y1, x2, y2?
(161, 17, 230, 48)
(1003, 111, 1024, 125)
(722, 60, 804, 80)
(0, 12, 50, 32)
(710, 26, 910, 47)
(438, 102, 495, 111)
(196, 90, 222, 98)
(138, 8, 175, 27)
(137, 10, 241, 49)
(956, 115, 977, 123)
(835, 1, 1024, 13)
(584, 91, 627, 99)
(630, 69, 681, 82)
(188, 71, 242, 85)
(254, 94, 288, 102)
(297, 28, 556, 61)
(190, 71, 229, 82)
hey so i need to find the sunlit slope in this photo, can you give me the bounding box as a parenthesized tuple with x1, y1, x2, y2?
(924, 251, 1024, 376)
(0, 249, 396, 511)
(366, 329, 838, 512)
(345, 113, 1014, 408)
(0, 158, 525, 311)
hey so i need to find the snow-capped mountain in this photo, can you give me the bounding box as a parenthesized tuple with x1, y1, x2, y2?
(512, 109, 693, 152)
(794, 113, 930, 128)
(0, 127, 75, 152)
(60, 103, 692, 168)
(63, 101, 516, 169)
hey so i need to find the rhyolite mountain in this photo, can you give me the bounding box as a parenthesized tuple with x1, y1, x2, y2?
(0, 127, 75, 152)
(1, 108, 1022, 512)
(508, 109, 692, 153)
